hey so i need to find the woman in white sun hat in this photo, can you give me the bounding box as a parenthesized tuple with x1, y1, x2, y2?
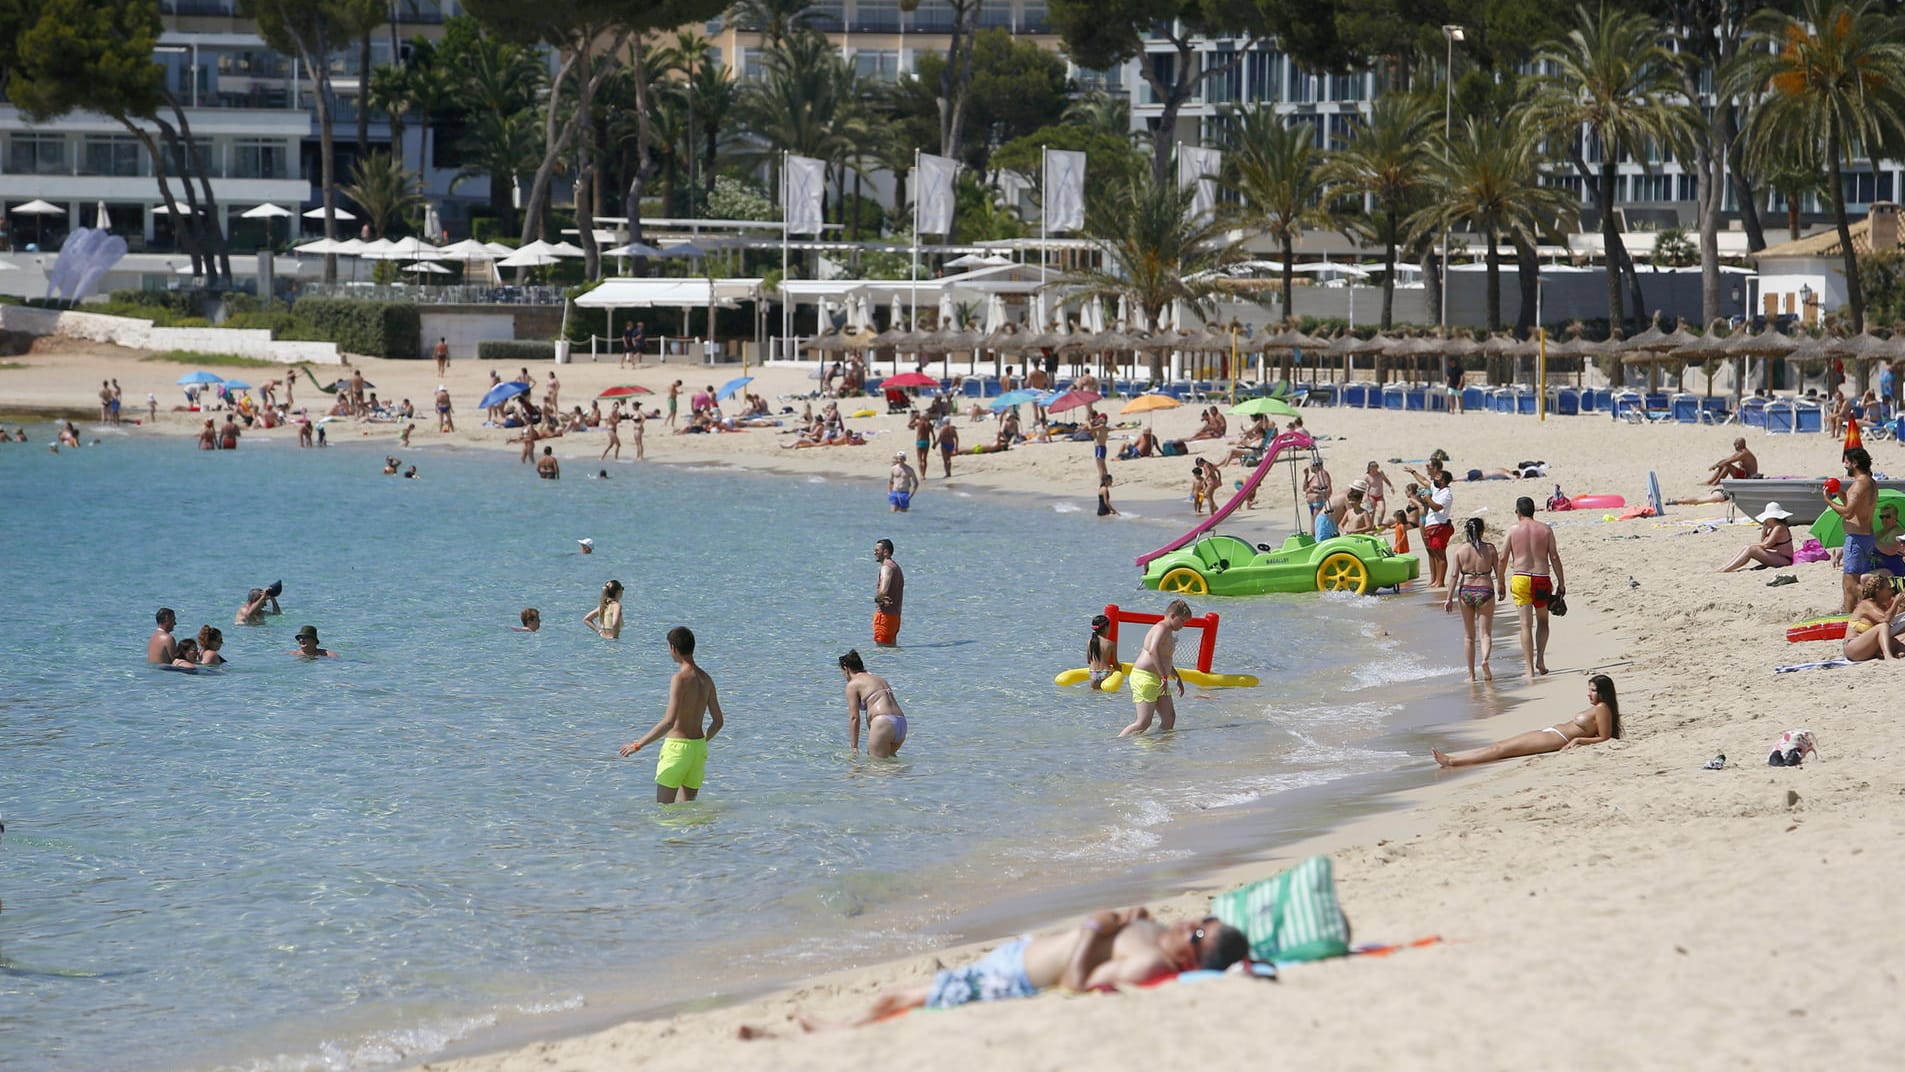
(1719, 502, 1795, 572)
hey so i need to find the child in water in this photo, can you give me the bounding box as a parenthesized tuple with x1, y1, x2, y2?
(1086, 614, 1119, 689)
(1391, 509, 1413, 554)
(1098, 473, 1119, 517)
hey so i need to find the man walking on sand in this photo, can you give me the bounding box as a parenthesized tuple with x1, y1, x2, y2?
(435, 384, 454, 432)
(1825, 446, 1878, 613)
(888, 452, 919, 512)
(1503, 496, 1566, 679)
(619, 626, 725, 803)
(434, 337, 449, 375)
(873, 538, 904, 646)
(1121, 599, 1191, 737)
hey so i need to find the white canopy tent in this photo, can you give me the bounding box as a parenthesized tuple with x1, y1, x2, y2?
(574, 278, 767, 361)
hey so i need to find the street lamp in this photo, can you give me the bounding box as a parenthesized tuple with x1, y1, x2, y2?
(1441, 25, 1465, 331)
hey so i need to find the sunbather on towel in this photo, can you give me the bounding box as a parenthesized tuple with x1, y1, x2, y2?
(746, 906, 1247, 1035)
(1433, 674, 1621, 767)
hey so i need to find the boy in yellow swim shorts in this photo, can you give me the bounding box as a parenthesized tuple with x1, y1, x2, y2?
(619, 626, 726, 803)
(1120, 599, 1191, 738)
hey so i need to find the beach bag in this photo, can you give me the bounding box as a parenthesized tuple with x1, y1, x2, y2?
(1210, 855, 1350, 964)
(1793, 538, 1830, 564)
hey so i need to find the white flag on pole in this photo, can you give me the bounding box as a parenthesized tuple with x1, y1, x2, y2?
(784, 154, 826, 235)
(1043, 148, 1086, 232)
(1177, 147, 1222, 221)
(915, 152, 958, 236)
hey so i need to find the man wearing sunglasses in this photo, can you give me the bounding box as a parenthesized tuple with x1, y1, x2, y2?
(796, 906, 1248, 1027)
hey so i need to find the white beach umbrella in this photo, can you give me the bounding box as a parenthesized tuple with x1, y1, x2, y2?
(496, 248, 559, 268)
(483, 241, 515, 256)
(403, 261, 451, 274)
(302, 206, 356, 220)
(294, 237, 345, 255)
(436, 238, 498, 261)
(12, 199, 64, 216)
(242, 203, 294, 220)
(357, 237, 396, 258)
(604, 241, 667, 257)
(332, 238, 368, 255)
(95, 200, 111, 230)
(151, 202, 197, 215)
(373, 236, 442, 260)
(546, 240, 586, 258)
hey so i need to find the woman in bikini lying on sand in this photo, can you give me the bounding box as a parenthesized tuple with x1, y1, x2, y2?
(1432, 674, 1620, 767)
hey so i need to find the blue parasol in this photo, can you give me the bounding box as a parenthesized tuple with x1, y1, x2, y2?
(177, 370, 225, 385)
(715, 376, 754, 401)
(988, 388, 1043, 411)
(220, 379, 253, 392)
(480, 381, 530, 410)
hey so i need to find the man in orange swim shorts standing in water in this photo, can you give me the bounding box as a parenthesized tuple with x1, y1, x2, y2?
(873, 538, 903, 646)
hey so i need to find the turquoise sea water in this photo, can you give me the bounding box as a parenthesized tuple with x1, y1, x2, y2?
(0, 429, 1457, 1071)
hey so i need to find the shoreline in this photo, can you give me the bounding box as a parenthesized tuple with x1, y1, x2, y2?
(8, 346, 1904, 1069)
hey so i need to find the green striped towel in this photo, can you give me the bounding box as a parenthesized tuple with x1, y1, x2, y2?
(1210, 856, 1350, 964)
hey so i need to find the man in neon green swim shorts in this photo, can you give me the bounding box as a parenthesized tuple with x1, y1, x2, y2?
(619, 626, 726, 803)
(1120, 599, 1190, 737)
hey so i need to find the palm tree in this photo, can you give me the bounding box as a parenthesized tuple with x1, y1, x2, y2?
(1219, 108, 1332, 324)
(1760, 138, 1831, 242)
(1069, 167, 1242, 380)
(366, 65, 413, 167)
(343, 150, 423, 238)
(730, 0, 817, 49)
(1530, 3, 1695, 332)
(1322, 94, 1436, 329)
(736, 30, 860, 200)
(1411, 117, 1579, 332)
(440, 20, 544, 235)
(1728, 0, 1905, 330)
(1062, 89, 1133, 144)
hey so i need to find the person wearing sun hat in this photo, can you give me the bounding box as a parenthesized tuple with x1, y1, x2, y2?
(578, 538, 594, 554)
(888, 451, 919, 512)
(290, 625, 336, 658)
(1719, 502, 1795, 573)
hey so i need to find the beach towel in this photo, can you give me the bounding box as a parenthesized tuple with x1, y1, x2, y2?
(1210, 856, 1351, 964)
(1773, 658, 1855, 674)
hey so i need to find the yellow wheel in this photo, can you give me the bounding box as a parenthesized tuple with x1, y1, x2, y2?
(1157, 567, 1210, 595)
(1316, 552, 1370, 594)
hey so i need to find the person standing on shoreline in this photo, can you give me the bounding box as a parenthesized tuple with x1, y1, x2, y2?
(434, 337, 450, 376)
(1825, 447, 1877, 614)
(840, 649, 907, 757)
(909, 410, 933, 475)
(1444, 517, 1504, 683)
(1091, 410, 1110, 483)
(620, 626, 725, 803)
(666, 381, 682, 428)
(1303, 460, 1332, 536)
(601, 410, 622, 460)
(1120, 599, 1190, 737)
(435, 384, 454, 433)
(147, 607, 177, 664)
(1503, 496, 1565, 679)
(935, 418, 959, 479)
(873, 539, 903, 646)
(1407, 467, 1455, 589)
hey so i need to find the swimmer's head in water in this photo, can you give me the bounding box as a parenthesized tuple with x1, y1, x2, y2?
(156, 607, 175, 627)
(521, 608, 540, 627)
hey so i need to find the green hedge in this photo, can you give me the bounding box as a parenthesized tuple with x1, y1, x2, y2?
(477, 339, 556, 361)
(222, 310, 328, 341)
(292, 298, 421, 359)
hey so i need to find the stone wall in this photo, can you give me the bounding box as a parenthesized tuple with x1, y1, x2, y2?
(0, 304, 342, 364)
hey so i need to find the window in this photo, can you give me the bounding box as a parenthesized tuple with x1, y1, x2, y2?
(1328, 73, 1365, 102)
(1204, 49, 1238, 104)
(230, 139, 288, 179)
(853, 49, 900, 81)
(82, 136, 145, 177)
(10, 134, 67, 175)
(1843, 170, 1892, 205)
(910, 1, 954, 31)
(1020, 1, 1049, 33)
(1327, 113, 1357, 150)
(1245, 51, 1282, 102)
(810, 0, 845, 31)
(853, 0, 899, 32)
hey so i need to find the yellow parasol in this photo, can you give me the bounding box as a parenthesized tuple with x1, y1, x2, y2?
(1120, 393, 1182, 415)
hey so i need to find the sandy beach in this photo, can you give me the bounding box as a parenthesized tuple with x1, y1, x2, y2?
(7, 344, 1903, 1069)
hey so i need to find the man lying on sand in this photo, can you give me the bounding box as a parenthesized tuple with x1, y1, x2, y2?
(740, 905, 1248, 1036)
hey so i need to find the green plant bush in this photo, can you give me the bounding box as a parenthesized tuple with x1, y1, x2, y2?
(292, 297, 421, 358)
(221, 311, 328, 341)
(80, 300, 182, 324)
(477, 339, 556, 361)
(109, 289, 198, 317)
(170, 316, 213, 328)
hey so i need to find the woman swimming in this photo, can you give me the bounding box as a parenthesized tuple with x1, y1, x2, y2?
(197, 626, 226, 666)
(1442, 517, 1504, 682)
(583, 580, 624, 639)
(1433, 675, 1622, 767)
(840, 649, 907, 758)
(1086, 614, 1119, 689)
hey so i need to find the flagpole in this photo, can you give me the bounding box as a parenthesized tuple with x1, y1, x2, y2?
(910, 148, 920, 340)
(1039, 144, 1048, 320)
(781, 150, 790, 362)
